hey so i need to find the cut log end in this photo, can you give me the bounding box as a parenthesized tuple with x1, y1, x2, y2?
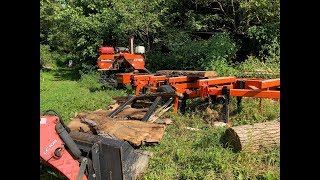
(222, 128, 242, 152)
(221, 120, 280, 152)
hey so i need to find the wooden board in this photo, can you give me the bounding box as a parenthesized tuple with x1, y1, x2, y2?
(68, 108, 166, 146)
(68, 118, 93, 133)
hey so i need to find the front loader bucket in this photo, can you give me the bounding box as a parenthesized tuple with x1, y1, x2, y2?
(69, 131, 151, 180)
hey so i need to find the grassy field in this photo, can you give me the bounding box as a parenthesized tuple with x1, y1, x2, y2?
(40, 68, 280, 180)
(40, 68, 127, 123)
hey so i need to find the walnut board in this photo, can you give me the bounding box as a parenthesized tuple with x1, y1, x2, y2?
(68, 107, 166, 146)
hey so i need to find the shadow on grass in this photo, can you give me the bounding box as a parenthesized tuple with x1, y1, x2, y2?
(53, 67, 81, 81)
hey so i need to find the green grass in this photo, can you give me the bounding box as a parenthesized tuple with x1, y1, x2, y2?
(40, 68, 280, 180)
(40, 68, 126, 123)
(40, 68, 128, 179)
(141, 113, 279, 180)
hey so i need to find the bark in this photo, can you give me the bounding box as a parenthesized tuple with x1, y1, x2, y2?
(222, 119, 280, 151)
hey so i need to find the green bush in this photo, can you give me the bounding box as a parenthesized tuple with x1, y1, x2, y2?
(79, 72, 105, 92)
(79, 63, 97, 75)
(206, 57, 238, 76)
(205, 33, 238, 64)
(248, 23, 280, 63)
(40, 44, 79, 70)
(236, 56, 279, 78)
(40, 44, 56, 69)
(54, 53, 77, 67)
(147, 32, 238, 72)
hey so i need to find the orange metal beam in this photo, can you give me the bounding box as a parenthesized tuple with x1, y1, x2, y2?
(149, 75, 167, 82)
(230, 89, 280, 98)
(116, 73, 133, 84)
(244, 79, 280, 89)
(168, 76, 199, 83)
(132, 74, 152, 81)
(135, 83, 147, 95)
(173, 83, 198, 90)
(208, 88, 280, 99)
(208, 88, 223, 96)
(248, 85, 259, 90)
(149, 75, 168, 86)
(260, 79, 280, 89)
(173, 97, 179, 113)
(185, 90, 200, 98)
(197, 76, 236, 86)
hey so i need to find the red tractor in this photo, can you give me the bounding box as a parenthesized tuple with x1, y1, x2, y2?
(40, 110, 150, 180)
(97, 37, 151, 86)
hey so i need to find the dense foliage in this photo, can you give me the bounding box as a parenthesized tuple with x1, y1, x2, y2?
(40, 0, 279, 76)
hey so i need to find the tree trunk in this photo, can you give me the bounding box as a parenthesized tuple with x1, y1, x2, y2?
(222, 119, 280, 152)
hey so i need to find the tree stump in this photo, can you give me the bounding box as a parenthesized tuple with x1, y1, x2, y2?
(222, 119, 280, 152)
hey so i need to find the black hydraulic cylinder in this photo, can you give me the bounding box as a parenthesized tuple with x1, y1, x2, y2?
(55, 121, 82, 160)
(108, 96, 135, 118)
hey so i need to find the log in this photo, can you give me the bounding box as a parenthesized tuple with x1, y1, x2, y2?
(222, 120, 280, 152)
(155, 70, 218, 78)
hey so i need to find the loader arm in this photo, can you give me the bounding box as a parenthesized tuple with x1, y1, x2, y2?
(40, 115, 87, 180)
(40, 111, 151, 180)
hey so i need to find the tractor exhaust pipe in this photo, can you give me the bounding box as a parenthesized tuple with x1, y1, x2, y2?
(130, 36, 134, 54)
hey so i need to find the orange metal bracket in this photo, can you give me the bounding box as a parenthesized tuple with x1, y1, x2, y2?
(244, 79, 280, 89)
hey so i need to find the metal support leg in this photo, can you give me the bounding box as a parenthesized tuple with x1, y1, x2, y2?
(222, 86, 230, 123)
(173, 97, 179, 113)
(91, 143, 101, 180)
(236, 97, 242, 113)
(108, 96, 135, 117)
(210, 95, 217, 104)
(178, 98, 187, 114)
(142, 96, 162, 121)
(77, 158, 88, 180)
(210, 95, 217, 109)
(236, 80, 245, 113)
